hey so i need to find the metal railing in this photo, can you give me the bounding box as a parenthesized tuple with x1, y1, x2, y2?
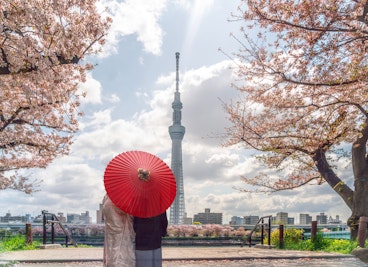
(245, 215, 272, 247)
(42, 210, 77, 247)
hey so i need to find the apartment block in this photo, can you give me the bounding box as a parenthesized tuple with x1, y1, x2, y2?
(193, 208, 222, 225)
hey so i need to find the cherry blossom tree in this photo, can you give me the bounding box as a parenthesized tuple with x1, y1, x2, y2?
(0, 0, 111, 193)
(225, 0, 368, 239)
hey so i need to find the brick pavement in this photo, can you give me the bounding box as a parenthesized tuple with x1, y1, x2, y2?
(0, 246, 358, 263)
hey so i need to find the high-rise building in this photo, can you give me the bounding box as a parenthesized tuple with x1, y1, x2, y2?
(300, 213, 312, 225)
(67, 211, 91, 224)
(230, 216, 244, 225)
(328, 215, 342, 224)
(316, 212, 328, 224)
(182, 212, 193, 225)
(0, 212, 27, 223)
(169, 52, 186, 224)
(193, 208, 223, 225)
(244, 215, 260, 225)
(67, 213, 80, 223)
(96, 203, 104, 224)
(275, 212, 289, 225)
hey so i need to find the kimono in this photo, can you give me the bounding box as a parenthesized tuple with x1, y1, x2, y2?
(134, 212, 168, 267)
(102, 195, 135, 267)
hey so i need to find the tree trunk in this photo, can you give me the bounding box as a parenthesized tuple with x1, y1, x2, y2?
(313, 148, 357, 238)
(348, 215, 359, 240)
(349, 178, 368, 240)
(313, 148, 354, 210)
(351, 120, 368, 240)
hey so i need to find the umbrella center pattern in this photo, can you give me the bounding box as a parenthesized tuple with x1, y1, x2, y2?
(138, 168, 150, 182)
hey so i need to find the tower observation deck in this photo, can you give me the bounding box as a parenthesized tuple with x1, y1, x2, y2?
(169, 52, 185, 224)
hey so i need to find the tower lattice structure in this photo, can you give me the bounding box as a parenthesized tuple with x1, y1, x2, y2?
(169, 52, 186, 224)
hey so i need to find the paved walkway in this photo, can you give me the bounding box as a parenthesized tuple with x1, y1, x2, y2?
(0, 246, 360, 263)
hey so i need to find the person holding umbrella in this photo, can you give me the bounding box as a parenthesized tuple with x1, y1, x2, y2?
(134, 211, 168, 267)
(102, 194, 135, 267)
(103, 151, 177, 267)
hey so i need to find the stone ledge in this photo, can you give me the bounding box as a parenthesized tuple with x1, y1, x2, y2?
(36, 244, 62, 249)
(254, 244, 276, 249)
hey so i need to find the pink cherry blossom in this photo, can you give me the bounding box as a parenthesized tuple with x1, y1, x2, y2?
(0, 0, 111, 193)
(225, 0, 368, 239)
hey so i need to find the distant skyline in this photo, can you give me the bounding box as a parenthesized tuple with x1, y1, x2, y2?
(0, 208, 344, 226)
(0, 0, 352, 224)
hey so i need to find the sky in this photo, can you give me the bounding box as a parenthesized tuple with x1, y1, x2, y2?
(1, 0, 352, 224)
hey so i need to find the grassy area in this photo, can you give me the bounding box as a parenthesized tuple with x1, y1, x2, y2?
(267, 228, 361, 254)
(0, 233, 365, 255)
(0, 235, 96, 252)
(281, 236, 358, 254)
(0, 235, 41, 252)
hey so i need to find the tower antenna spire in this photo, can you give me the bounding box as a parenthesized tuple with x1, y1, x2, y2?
(176, 52, 180, 92)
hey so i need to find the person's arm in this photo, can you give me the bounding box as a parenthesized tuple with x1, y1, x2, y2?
(161, 212, 168, 237)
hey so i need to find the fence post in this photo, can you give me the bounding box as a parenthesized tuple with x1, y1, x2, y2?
(42, 212, 47, 245)
(268, 217, 271, 246)
(311, 221, 317, 240)
(25, 223, 32, 245)
(261, 218, 264, 245)
(358, 216, 368, 248)
(279, 224, 284, 248)
(51, 221, 55, 244)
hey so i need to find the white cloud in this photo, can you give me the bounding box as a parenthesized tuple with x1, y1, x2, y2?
(79, 109, 113, 130)
(107, 93, 120, 103)
(78, 73, 103, 104)
(98, 0, 167, 56)
(205, 153, 238, 167)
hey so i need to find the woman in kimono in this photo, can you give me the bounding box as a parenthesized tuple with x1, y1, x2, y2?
(102, 194, 135, 267)
(134, 211, 168, 267)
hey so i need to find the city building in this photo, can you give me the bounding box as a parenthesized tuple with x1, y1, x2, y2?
(182, 213, 193, 225)
(33, 214, 43, 223)
(96, 203, 104, 224)
(271, 212, 295, 225)
(169, 52, 186, 225)
(328, 215, 342, 224)
(288, 217, 295, 225)
(230, 216, 244, 225)
(67, 211, 91, 224)
(316, 212, 328, 224)
(244, 215, 259, 225)
(193, 208, 223, 225)
(299, 213, 312, 225)
(0, 212, 27, 223)
(275, 212, 289, 225)
(67, 213, 80, 223)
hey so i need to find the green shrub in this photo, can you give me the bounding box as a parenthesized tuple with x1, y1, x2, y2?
(322, 239, 357, 254)
(294, 236, 357, 253)
(0, 235, 41, 252)
(267, 228, 304, 248)
(266, 229, 362, 254)
(307, 233, 330, 251)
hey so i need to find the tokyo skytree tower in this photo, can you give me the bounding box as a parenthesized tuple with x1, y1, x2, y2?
(169, 52, 186, 224)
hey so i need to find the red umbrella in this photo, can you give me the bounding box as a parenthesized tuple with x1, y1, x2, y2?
(104, 150, 177, 218)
